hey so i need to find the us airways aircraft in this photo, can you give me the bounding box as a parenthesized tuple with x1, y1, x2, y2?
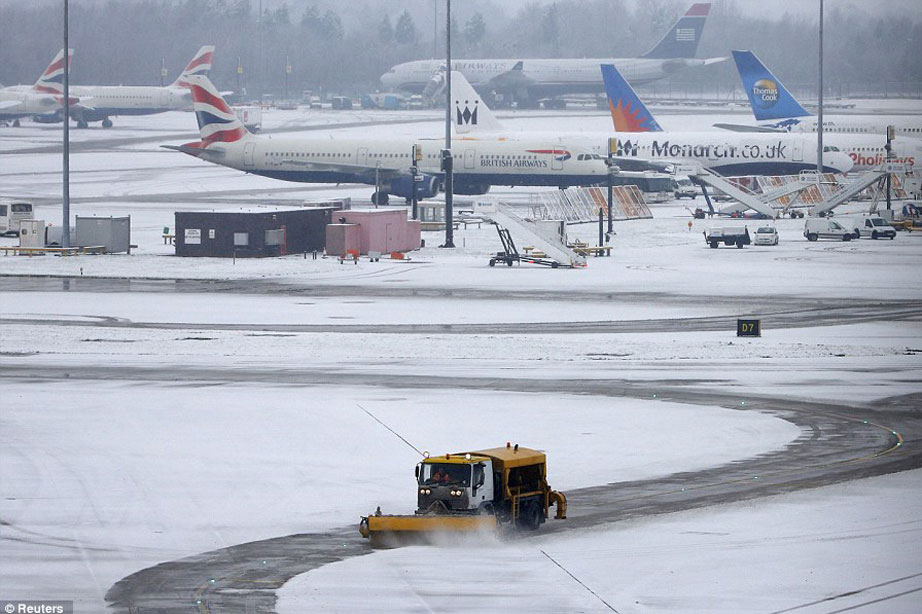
(448, 66, 854, 176)
(64, 45, 214, 128)
(719, 50, 922, 138)
(714, 51, 922, 170)
(164, 76, 610, 205)
(381, 3, 724, 105)
(0, 49, 76, 125)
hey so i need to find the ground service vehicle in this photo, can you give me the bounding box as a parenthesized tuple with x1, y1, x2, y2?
(803, 217, 852, 241)
(704, 226, 751, 248)
(839, 216, 896, 240)
(0, 199, 34, 236)
(753, 225, 779, 246)
(359, 443, 567, 548)
(674, 178, 698, 199)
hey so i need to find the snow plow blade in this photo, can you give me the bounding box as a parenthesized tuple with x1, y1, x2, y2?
(359, 514, 497, 548)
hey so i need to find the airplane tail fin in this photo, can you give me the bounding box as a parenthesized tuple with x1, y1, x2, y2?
(171, 45, 215, 89)
(641, 3, 710, 59)
(450, 70, 504, 134)
(732, 50, 810, 121)
(601, 64, 662, 133)
(184, 74, 250, 148)
(33, 49, 73, 95)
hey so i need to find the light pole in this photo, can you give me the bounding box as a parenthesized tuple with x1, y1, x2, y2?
(817, 0, 824, 173)
(442, 0, 455, 248)
(62, 0, 70, 248)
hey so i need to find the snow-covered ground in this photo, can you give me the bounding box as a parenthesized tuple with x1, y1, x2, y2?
(1, 105, 921, 613)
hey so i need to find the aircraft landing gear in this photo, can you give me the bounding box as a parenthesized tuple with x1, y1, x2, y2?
(12, 119, 20, 127)
(102, 118, 113, 128)
(77, 119, 89, 129)
(371, 191, 389, 206)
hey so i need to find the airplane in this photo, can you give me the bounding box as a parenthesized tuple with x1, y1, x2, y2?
(164, 75, 612, 205)
(715, 50, 922, 170)
(64, 45, 215, 128)
(446, 64, 855, 176)
(0, 49, 77, 126)
(380, 3, 725, 106)
(717, 50, 922, 139)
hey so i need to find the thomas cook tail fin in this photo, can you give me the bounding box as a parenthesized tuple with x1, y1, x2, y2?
(170, 45, 215, 89)
(601, 64, 662, 133)
(33, 49, 73, 95)
(641, 3, 710, 59)
(732, 50, 811, 121)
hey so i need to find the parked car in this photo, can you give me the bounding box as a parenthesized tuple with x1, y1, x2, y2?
(803, 217, 852, 241)
(753, 225, 779, 246)
(673, 178, 698, 200)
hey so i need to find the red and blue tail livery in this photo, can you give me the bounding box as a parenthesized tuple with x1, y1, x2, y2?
(171, 45, 215, 89)
(601, 64, 663, 133)
(33, 49, 73, 95)
(185, 75, 248, 148)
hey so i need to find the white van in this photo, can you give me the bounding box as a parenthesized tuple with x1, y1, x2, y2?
(837, 215, 896, 240)
(0, 199, 34, 236)
(803, 217, 852, 241)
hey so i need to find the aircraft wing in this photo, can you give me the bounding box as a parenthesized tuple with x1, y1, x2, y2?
(712, 122, 785, 133)
(487, 61, 534, 92)
(283, 158, 408, 180)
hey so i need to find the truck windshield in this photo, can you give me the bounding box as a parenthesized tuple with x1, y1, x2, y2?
(869, 218, 888, 226)
(420, 463, 471, 486)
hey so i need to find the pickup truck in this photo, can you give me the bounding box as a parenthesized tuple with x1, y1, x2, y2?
(704, 226, 751, 248)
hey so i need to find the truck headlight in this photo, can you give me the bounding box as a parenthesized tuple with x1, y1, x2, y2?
(419, 488, 431, 495)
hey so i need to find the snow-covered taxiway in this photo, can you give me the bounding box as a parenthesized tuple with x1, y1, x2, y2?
(1, 104, 921, 613)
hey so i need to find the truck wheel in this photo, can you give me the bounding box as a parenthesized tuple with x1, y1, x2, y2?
(518, 502, 542, 530)
(489, 259, 496, 267)
(709, 241, 718, 249)
(806, 233, 818, 242)
(871, 231, 878, 240)
(506, 258, 513, 267)
(843, 234, 851, 242)
(736, 240, 743, 248)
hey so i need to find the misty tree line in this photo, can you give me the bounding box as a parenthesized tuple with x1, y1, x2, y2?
(1, 0, 919, 99)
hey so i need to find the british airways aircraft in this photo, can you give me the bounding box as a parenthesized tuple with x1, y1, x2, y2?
(380, 3, 725, 106)
(716, 50, 922, 170)
(448, 65, 854, 176)
(0, 49, 77, 125)
(64, 45, 214, 128)
(163, 75, 611, 205)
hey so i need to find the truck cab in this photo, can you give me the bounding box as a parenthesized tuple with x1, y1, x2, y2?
(417, 454, 495, 514)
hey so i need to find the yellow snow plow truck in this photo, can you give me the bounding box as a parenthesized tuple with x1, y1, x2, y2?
(359, 443, 567, 548)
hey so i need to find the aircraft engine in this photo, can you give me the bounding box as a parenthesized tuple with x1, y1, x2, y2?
(453, 182, 491, 196)
(388, 173, 440, 200)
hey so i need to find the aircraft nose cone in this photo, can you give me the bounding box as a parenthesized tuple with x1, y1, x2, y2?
(380, 72, 397, 88)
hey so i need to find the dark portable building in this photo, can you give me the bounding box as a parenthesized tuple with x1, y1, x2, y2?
(174, 206, 334, 257)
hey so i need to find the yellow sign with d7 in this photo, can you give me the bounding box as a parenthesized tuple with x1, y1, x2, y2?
(737, 319, 761, 337)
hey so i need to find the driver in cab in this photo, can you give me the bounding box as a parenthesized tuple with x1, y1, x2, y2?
(432, 467, 451, 484)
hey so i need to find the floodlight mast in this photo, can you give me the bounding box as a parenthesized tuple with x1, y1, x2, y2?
(63, 0, 71, 248)
(442, 0, 455, 248)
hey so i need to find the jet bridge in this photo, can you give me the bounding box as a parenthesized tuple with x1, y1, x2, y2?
(811, 162, 909, 217)
(681, 164, 909, 218)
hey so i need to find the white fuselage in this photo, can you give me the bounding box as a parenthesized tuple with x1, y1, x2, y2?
(0, 89, 61, 118)
(759, 115, 922, 139)
(195, 135, 610, 193)
(381, 57, 713, 96)
(69, 84, 193, 120)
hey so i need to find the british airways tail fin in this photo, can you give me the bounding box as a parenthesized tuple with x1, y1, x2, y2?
(641, 3, 710, 59)
(33, 49, 73, 95)
(732, 50, 810, 121)
(170, 45, 215, 89)
(449, 70, 504, 135)
(601, 64, 662, 133)
(181, 74, 250, 150)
